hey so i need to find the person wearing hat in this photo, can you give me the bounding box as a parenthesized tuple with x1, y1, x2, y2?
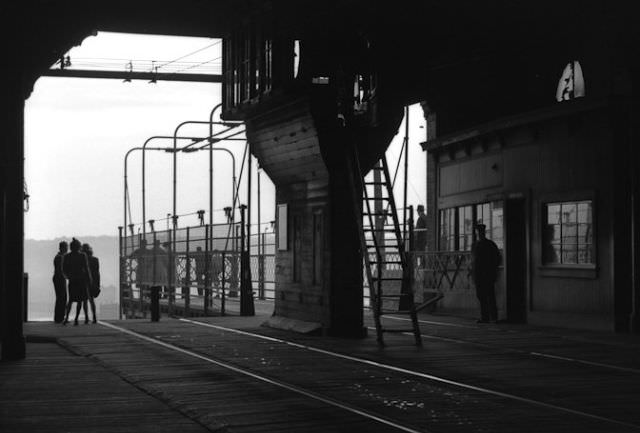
(414, 204, 428, 268)
(471, 223, 501, 323)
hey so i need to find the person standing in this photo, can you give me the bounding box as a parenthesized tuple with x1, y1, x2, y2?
(131, 239, 150, 297)
(82, 243, 100, 323)
(52, 241, 68, 323)
(471, 224, 501, 323)
(414, 205, 428, 251)
(414, 205, 428, 268)
(62, 238, 92, 325)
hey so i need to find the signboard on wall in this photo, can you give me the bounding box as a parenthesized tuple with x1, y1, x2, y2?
(277, 203, 288, 250)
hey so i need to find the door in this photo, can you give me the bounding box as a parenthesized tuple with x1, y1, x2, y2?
(505, 197, 528, 323)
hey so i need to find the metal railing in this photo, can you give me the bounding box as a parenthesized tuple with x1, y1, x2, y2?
(119, 222, 275, 318)
(363, 249, 473, 308)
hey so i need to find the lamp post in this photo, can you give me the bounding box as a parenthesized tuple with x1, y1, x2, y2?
(171, 118, 244, 235)
(141, 136, 237, 237)
(142, 135, 201, 238)
(124, 145, 179, 243)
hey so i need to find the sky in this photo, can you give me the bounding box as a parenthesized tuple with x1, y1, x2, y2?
(24, 32, 426, 241)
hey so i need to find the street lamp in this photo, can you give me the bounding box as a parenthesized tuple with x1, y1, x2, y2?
(124, 145, 179, 241)
(171, 112, 244, 239)
(142, 135, 201, 237)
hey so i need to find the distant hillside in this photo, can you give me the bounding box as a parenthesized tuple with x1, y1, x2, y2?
(25, 235, 120, 320)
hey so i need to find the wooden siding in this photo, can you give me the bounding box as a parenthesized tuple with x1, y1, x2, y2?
(428, 103, 621, 330)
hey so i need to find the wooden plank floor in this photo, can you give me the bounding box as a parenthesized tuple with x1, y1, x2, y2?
(6, 311, 640, 433)
(0, 340, 212, 433)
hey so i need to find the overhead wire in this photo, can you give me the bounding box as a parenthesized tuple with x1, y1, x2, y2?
(155, 40, 222, 70)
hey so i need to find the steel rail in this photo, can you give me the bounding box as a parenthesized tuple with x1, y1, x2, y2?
(179, 318, 640, 430)
(99, 321, 427, 433)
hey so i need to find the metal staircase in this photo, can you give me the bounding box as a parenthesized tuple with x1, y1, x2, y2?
(347, 147, 422, 346)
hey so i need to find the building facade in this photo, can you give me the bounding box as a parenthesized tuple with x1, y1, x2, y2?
(423, 93, 636, 331)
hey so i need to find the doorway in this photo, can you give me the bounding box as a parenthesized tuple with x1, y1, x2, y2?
(505, 197, 528, 323)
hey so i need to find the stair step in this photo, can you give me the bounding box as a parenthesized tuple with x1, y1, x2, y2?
(363, 228, 396, 232)
(363, 197, 391, 202)
(364, 181, 387, 185)
(370, 260, 403, 264)
(381, 308, 414, 313)
(382, 328, 417, 333)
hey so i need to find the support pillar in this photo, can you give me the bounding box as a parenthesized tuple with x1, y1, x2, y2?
(1, 84, 26, 360)
(630, 92, 640, 333)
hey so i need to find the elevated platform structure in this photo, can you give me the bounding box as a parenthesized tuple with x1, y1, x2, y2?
(3, 1, 640, 359)
(3, 313, 640, 432)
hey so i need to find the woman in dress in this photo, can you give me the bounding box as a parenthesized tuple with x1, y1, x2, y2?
(82, 243, 99, 323)
(62, 238, 93, 325)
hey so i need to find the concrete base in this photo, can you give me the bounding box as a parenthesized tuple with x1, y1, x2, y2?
(262, 316, 322, 335)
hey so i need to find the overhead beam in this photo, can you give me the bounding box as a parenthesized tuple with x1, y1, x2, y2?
(41, 69, 222, 83)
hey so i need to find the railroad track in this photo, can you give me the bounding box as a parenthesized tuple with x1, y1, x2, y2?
(89, 318, 640, 433)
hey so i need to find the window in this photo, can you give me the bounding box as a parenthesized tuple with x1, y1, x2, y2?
(277, 204, 288, 251)
(458, 206, 473, 251)
(440, 208, 456, 251)
(439, 201, 503, 251)
(223, 24, 274, 112)
(543, 200, 593, 265)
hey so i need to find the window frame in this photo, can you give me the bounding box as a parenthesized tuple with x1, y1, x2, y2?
(539, 192, 597, 279)
(438, 200, 504, 252)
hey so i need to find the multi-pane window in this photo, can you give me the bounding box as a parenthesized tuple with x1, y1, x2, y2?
(490, 202, 503, 250)
(439, 201, 503, 251)
(543, 201, 593, 265)
(224, 26, 274, 112)
(439, 208, 456, 251)
(458, 206, 473, 251)
(475, 202, 491, 237)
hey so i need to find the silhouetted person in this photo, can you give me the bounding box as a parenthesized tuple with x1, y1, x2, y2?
(82, 243, 99, 323)
(62, 238, 92, 325)
(543, 225, 559, 264)
(151, 239, 169, 289)
(131, 239, 150, 296)
(52, 241, 68, 323)
(471, 224, 501, 323)
(414, 204, 428, 268)
(415, 205, 427, 250)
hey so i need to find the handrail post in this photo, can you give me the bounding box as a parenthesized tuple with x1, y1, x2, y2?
(118, 226, 124, 320)
(259, 231, 265, 300)
(184, 227, 191, 317)
(204, 224, 211, 316)
(168, 229, 175, 316)
(150, 231, 160, 322)
(221, 251, 226, 316)
(239, 204, 255, 316)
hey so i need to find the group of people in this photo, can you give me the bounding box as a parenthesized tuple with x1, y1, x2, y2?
(53, 238, 101, 325)
(131, 240, 225, 296)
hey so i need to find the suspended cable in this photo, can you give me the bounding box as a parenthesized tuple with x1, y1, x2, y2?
(156, 40, 222, 70)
